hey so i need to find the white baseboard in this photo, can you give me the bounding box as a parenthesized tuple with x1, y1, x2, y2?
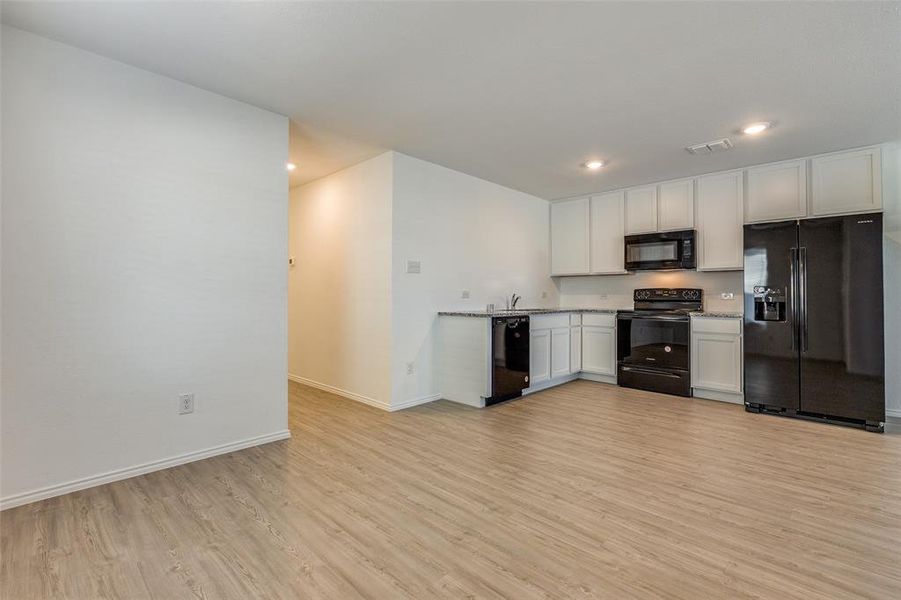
(886, 408, 901, 419)
(692, 387, 744, 404)
(289, 374, 441, 412)
(523, 373, 579, 395)
(579, 372, 617, 385)
(0, 429, 291, 511)
(391, 394, 442, 411)
(288, 374, 391, 411)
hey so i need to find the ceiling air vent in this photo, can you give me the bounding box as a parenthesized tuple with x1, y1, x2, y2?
(685, 138, 733, 155)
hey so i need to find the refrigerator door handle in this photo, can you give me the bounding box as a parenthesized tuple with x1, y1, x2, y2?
(799, 246, 808, 352)
(790, 247, 798, 351)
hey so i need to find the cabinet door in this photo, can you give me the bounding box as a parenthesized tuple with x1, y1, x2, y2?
(624, 186, 658, 234)
(551, 327, 571, 379)
(581, 326, 616, 376)
(658, 179, 694, 231)
(550, 197, 590, 275)
(529, 329, 551, 384)
(696, 171, 744, 270)
(570, 326, 582, 372)
(746, 159, 807, 223)
(811, 147, 882, 216)
(691, 333, 742, 392)
(589, 191, 626, 274)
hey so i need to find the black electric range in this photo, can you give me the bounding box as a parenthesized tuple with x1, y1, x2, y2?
(616, 288, 703, 397)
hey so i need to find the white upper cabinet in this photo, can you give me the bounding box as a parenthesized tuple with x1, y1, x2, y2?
(550, 197, 590, 275)
(745, 159, 807, 223)
(696, 171, 744, 271)
(624, 186, 658, 234)
(589, 191, 626, 274)
(811, 146, 882, 216)
(657, 178, 694, 231)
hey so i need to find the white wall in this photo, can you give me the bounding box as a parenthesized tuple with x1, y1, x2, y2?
(288, 153, 394, 408)
(1, 27, 289, 508)
(391, 153, 557, 407)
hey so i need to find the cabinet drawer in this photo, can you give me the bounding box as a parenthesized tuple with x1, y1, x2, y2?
(691, 317, 741, 335)
(570, 313, 582, 326)
(530, 313, 570, 330)
(582, 313, 616, 328)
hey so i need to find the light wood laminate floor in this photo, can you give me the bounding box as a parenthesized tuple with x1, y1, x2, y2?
(2, 380, 900, 599)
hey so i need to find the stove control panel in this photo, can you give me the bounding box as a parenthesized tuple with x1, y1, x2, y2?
(634, 288, 702, 302)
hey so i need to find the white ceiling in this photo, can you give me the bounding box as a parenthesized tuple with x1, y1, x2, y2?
(3, 1, 899, 199)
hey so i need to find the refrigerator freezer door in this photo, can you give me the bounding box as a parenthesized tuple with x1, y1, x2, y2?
(743, 221, 800, 411)
(798, 213, 884, 422)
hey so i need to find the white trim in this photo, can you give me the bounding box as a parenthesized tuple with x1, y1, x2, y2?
(288, 374, 391, 411)
(692, 387, 744, 404)
(579, 372, 617, 385)
(0, 430, 291, 511)
(391, 394, 442, 411)
(523, 373, 579, 395)
(886, 408, 901, 419)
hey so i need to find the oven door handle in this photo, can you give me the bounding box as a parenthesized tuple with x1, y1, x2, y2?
(620, 366, 684, 379)
(621, 315, 688, 322)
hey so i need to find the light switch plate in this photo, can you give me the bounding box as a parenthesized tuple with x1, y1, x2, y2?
(406, 260, 421, 274)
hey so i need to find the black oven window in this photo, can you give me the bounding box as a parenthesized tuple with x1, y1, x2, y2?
(627, 241, 678, 263)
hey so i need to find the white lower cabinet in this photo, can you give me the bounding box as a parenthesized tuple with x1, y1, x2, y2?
(570, 326, 582, 372)
(581, 325, 616, 376)
(691, 317, 742, 399)
(529, 328, 551, 385)
(527, 313, 616, 390)
(551, 327, 571, 379)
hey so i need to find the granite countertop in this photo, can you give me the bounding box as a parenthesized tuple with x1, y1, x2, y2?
(689, 311, 744, 319)
(438, 308, 620, 318)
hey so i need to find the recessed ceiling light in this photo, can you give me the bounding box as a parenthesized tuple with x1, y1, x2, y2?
(584, 160, 605, 170)
(742, 122, 771, 135)
(286, 162, 297, 171)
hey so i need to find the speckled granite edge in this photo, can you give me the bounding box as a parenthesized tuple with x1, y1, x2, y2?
(689, 311, 744, 319)
(438, 308, 621, 318)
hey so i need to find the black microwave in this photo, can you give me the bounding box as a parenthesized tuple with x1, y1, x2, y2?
(624, 230, 696, 271)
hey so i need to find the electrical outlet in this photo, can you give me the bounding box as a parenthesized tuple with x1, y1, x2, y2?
(406, 362, 415, 375)
(541, 291, 548, 299)
(405, 260, 421, 274)
(461, 290, 470, 299)
(721, 292, 735, 300)
(178, 393, 194, 415)
(599, 293, 608, 300)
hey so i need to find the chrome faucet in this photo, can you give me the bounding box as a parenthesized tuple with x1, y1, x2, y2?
(506, 293, 521, 310)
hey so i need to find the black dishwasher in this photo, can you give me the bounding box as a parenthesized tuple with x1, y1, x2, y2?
(487, 316, 530, 406)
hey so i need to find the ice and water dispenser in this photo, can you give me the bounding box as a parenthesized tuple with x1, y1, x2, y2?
(752, 286, 787, 322)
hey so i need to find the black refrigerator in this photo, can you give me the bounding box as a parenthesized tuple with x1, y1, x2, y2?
(743, 213, 885, 432)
